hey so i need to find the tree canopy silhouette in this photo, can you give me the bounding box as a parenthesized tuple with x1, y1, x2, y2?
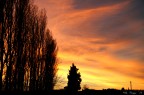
(0, 0, 58, 91)
(66, 63, 82, 93)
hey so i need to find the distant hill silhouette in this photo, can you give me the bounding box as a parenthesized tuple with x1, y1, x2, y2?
(0, 89, 143, 95)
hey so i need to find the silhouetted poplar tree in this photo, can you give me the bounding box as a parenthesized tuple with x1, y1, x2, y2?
(66, 63, 82, 93)
(0, 0, 58, 91)
(43, 31, 58, 91)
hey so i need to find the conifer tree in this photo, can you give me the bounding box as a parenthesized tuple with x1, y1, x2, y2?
(66, 63, 82, 92)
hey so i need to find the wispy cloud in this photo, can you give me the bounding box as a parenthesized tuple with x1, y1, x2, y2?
(35, 0, 144, 89)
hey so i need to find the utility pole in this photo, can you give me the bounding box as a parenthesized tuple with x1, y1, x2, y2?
(130, 81, 132, 90)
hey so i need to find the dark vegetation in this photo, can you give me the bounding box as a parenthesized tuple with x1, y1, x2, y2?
(0, 0, 143, 95)
(0, 0, 57, 91)
(64, 63, 82, 94)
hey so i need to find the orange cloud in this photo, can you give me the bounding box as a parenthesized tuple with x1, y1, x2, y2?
(35, 0, 144, 90)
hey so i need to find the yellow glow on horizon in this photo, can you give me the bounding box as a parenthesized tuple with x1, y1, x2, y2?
(56, 50, 144, 90)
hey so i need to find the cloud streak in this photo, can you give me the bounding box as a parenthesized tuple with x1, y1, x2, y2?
(35, 0, 144, 90)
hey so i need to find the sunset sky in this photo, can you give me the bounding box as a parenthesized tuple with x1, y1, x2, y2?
(35, 0, 144, 90)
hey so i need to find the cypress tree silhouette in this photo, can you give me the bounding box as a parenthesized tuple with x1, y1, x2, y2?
(66, 63, 82, 93)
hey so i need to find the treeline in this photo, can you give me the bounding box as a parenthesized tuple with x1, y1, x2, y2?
(0, 0, 57, 91)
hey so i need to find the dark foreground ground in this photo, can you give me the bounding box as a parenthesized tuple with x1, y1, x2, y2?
(0, 89, 143, 95)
